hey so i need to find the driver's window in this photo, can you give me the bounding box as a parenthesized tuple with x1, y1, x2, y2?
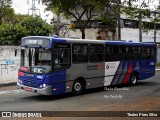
(54, 43, 71, 71)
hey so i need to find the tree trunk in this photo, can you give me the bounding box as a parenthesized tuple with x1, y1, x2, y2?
(80, 29, 85, 39)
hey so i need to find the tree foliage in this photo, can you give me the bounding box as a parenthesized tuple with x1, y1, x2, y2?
(20, 16, 52, 36)
(41, 0, 108, 39)
(121, 0, 151, 19)
(0, 0, 14, 25)
(41, 0, 159, 39)
(0, 23, 27, 45)
(121, 0, 158, 32)
(0, 0, 53, 45)
(0, 15, 52, 45)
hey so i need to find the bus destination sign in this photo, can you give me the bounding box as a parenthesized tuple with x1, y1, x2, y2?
(21, 38, 50, 47)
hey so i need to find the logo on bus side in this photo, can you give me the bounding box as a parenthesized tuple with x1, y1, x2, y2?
(106, 65, 109, 70)
(105, 63, 116, 70)
(87, 64, 102, 71)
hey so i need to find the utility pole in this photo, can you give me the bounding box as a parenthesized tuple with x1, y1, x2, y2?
(138, 0, 142, 42)
(139, 13, 142, 42)
(28, 0, 40, 17)
(154, 12, 156, 43)
(117, 0, 121, 40)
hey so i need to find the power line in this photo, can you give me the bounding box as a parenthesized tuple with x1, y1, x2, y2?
(12, 3, 26, 14)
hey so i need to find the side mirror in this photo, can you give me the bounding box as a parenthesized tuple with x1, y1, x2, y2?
(15, 49, 17, 56)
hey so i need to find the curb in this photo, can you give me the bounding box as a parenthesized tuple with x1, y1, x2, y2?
(0, 82, 16, 87)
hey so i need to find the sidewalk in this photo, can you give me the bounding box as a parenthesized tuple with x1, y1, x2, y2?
(156, 67, 160, 71)
(0, 82, 17, 91)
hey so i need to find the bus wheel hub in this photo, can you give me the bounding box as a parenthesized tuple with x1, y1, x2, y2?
(74, 83, 81, 91)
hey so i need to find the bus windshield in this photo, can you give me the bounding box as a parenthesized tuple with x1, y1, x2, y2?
(20, 48, 52, 74)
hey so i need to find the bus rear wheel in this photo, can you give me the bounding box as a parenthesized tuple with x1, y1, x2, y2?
(72, 80, 85, 95)
(130, 73, 138, 85)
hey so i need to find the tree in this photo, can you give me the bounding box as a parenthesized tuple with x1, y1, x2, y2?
(121, 0, 153, 42)
(51, 14, 68, 36)
(0, 23, 27, 44)
(41, 0, 127, 39)
(20, 16, 52, 36)
(41, 0, 107, 39)
(41, 0, 160, 41)
(0, 15, 52, 45)
(0, 0, 14, 25)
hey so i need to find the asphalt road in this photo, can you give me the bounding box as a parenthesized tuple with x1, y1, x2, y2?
(0, 72, 160, 119)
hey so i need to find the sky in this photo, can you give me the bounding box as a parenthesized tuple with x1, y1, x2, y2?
(11, 0, 53, 23)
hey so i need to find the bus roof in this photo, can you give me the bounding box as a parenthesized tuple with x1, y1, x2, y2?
(62, 38, 156, 46)
(22, 36, 53, 40)
(21, 36, 156, 47)
(105, 40, 156, 46)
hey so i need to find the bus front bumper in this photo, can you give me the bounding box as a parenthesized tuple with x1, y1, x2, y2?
(17, 82, 52, 95)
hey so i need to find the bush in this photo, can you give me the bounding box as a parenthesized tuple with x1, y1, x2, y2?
(0, 16, 52, 45)
(0, 23, 27, 45)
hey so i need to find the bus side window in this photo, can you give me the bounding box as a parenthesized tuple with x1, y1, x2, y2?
(112, 45, 120, 61)
(53, 43, 71, 71)
(151, 47, 155, 59)
(125, 46, 133, 60)
(89, 44, 104, 63)
(118, 46, 125, 60)
(72, 44, 88, 63)
(105, 45, 112, 62)
(133, 46, 141, 60)
(142, 47, 151, 60)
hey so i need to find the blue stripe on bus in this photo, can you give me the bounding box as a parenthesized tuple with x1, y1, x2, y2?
(52, 38, 67, 43)
(50, 38, 67, 48)
(45, 70, 67, 95)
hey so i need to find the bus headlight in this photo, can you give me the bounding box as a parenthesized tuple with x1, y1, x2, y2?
(43, 84, 47, 87)
(39, 84, 48, 88)
(18, 80, 23, 84)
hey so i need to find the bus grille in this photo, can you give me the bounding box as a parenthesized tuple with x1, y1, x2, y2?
(19, 76, 43, 87)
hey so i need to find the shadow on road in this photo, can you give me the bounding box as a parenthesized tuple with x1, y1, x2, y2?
(136, 81, 159, 86)
(21, 87, 104, 101)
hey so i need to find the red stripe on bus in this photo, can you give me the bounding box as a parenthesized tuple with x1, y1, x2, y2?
(123, 64, 132, 83)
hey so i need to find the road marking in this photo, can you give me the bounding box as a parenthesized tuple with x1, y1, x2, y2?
(0, 90, 23, 95)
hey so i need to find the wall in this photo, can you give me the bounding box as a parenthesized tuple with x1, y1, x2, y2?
(0, 46, 20, 85)
(67, 28, 99, 39)
(121, 28, 160, 42)
(66, 28, 116, 40)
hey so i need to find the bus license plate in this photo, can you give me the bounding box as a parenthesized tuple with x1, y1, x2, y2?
(26, 87, 32, 92)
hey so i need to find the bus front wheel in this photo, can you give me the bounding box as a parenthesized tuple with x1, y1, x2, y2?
(130, 72, 138, 85)
(72, 80, 85, 95)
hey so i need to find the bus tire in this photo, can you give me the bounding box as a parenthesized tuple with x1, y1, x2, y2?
(130, 72, 138, 85)
(72, 79, 85, 95)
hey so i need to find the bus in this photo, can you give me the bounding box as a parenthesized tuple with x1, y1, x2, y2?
(17, 35, 157, 95)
